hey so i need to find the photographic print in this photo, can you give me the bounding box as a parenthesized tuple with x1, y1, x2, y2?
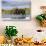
(2, 0, 31, 21)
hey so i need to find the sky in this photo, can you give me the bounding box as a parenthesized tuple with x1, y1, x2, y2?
(2, 0, 30, 2)
(2, 1, 31, 10)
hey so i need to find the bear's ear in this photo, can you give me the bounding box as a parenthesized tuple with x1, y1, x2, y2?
(40, 6, 46, 9)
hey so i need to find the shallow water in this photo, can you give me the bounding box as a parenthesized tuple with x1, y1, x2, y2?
(2, 14, 30, 21)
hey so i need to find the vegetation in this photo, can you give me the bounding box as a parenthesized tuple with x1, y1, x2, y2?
(2, 8, 30, 15)
(5, 26, 18, 39)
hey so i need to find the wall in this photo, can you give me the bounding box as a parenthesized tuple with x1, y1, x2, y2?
(0, 0, 46, 41)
